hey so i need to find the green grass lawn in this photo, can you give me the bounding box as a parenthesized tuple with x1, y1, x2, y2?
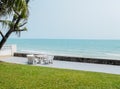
(0, 62, 120, 89)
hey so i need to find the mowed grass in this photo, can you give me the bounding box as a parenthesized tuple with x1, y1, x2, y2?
(0, 62, 120, 89)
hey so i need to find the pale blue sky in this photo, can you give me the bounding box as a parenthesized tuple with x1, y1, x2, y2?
(13, 0, 120, 39)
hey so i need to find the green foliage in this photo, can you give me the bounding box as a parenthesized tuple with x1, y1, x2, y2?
(0, 0, 29, 49)
(0, 0, 28, 17)
(0, 20, 14, 29)
(0, 0, 29, 36)
(0, 62, 120, 89)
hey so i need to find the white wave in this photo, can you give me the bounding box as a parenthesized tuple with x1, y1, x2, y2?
(105, 53, 120, 57)
(20, 50, 50, 54)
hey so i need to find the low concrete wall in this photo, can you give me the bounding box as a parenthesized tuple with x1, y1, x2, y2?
(14, 52, 120, 65)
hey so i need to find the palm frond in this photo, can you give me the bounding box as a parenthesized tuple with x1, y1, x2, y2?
(14, 27, 27, 37)
(0, 0, 29, 18)
(0, 20, 14, 29)
(0, 0, 29, 38)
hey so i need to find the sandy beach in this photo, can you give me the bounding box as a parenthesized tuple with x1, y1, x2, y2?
(0, 55, 12, 59)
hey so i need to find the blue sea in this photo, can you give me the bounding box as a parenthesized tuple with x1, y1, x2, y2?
(5, 39, 120, 59)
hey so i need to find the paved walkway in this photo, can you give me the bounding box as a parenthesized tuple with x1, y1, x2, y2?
(0, 57, 120, 75)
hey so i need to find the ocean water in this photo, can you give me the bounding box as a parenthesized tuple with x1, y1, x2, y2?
(5, 39, 120, 59)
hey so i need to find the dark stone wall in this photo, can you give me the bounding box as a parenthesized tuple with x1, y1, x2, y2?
(14, 52, 28, 57)
(54, 56, 120, 65)
(14, 52, 120, 65)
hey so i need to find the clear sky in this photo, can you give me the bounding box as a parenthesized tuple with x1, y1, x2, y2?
(12, 0, 120, 39)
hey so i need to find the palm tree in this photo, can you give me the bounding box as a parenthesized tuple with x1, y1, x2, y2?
(0, 0, 29, 49)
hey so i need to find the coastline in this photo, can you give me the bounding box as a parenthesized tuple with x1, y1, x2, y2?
(7, 39, 120, 59)
(17, 50, 120, 60)
(5, 39, 120, 65)
(14, 52, 120, 65)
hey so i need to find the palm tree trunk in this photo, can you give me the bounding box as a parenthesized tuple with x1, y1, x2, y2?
(0, 30, 12, 49)
(0, 14, 23, 49)
(0, 8, 22, 49)
(0, 0, 30, 49)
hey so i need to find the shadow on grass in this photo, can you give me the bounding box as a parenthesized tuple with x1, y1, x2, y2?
(0, 61, 6, 63)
